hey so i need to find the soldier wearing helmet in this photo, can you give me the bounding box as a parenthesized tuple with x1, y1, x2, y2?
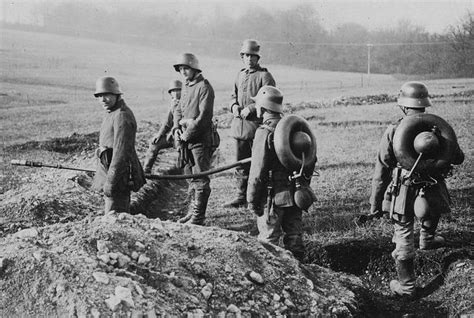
(171, 53, 215, 226)
(224, 39, 276, 208)
(247, 86, 315, 261)
(142, 79, 183, 174)
(369, 81, 464, 297)
(92, 76, 146, 213)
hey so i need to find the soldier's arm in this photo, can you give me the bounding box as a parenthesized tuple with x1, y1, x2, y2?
(104, 111, 135, 196)
(262, 71, 276, 87)
(369, 126, 397, 213)
(181, 84, 214, 142)
(247, 129, 271, 208)
(229, 72, 241, 112)
(156, 102, 176, 138)
(172, 99, 183, 134)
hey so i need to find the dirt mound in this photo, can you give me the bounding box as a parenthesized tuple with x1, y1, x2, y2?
(0, 212, 364, 317)
(0, 168, 102, 236)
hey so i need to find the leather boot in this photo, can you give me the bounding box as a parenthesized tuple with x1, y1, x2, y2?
(177, 187, 195, 223)
(420, 235, 445, 250)
(419, 217, 445, 250)
(223, 177, 248, 208)
(186, 188, 211, 225)
(390, 259, 416, 297)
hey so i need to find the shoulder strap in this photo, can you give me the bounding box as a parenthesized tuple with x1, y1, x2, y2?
(260, 124, 275, 150)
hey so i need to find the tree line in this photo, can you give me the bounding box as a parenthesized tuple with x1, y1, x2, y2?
(5, 3, 474, 77)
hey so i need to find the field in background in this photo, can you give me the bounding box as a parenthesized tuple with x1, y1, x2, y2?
(2, 28, 473, 146)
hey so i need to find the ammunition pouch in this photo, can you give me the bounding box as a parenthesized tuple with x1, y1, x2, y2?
(271, 171, 295, 208)
(391, 181, 413, 223)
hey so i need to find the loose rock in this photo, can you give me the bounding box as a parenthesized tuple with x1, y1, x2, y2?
(92, 272, 110, 284)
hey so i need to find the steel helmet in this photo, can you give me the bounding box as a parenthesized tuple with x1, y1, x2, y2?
(168, 79, 182, 93)
(94, 76, 122, 97)
(173, 53, 201, 72)
(397, 81, 432, 108)
(252, 85, 283, 114)
(240, 39, 260, 57)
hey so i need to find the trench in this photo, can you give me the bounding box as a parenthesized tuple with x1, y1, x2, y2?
(128, 163, 473, 317)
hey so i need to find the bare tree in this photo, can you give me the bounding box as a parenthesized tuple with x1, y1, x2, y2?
(447, 11, 474, 76)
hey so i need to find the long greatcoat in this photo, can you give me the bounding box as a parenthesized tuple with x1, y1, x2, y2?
(230, 65, 275, 141)
(92, 99, 145, 196)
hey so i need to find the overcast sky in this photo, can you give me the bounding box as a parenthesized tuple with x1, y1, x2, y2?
(1, 0, 473, 34)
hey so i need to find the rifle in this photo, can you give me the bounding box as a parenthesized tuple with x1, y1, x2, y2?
(11, 160, 95, 173)
(389, 166, 403, 220)
(265, 170, 273, 224)
(11, 158, 252, 180)
(356, 165, 403, 225)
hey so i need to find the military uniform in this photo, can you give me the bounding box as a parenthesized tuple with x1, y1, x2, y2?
(247, 113, 307, 260)
(92, 99, 146, 213)
(370, 116, 464, 295)
(143, 98, 179, 173)
(173, 73, 214, 225)
(228, 65, 275, 204)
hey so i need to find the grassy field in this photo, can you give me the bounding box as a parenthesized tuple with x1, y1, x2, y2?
(2, 27, 473, 146)
(1, 27, 473, 316)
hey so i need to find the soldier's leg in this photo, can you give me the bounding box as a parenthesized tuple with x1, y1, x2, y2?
(281, 206, 305, 261)
(104, 192, 131, 214)
(186, 146, 212, 225)
(143, 136, 171, 174)
(257, 203, 284, 246)
(177, 164, 194, 223)
(223, 139, 251, 208)
(419, 182, 448, 250)
(419, 217, 445, 250)
(390, 220, 416, 297)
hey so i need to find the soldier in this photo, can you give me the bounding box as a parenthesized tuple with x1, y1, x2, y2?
(369, 81, 464, 297)
(143, 79, 182, 174)
(247, 86, 316, 261)
(92, 76, 146, 213)
(172, 53, 215, 225)
(224, 39, 276, 208)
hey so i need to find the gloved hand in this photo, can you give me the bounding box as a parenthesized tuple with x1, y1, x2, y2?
(231, 104, 241, 118)
(240, 107, 251, 119)
(179, 118, 192, 127)
(248, 203, 263, 217)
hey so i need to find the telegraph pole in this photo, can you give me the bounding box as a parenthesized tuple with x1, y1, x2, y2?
(367, 43, 373, 87)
